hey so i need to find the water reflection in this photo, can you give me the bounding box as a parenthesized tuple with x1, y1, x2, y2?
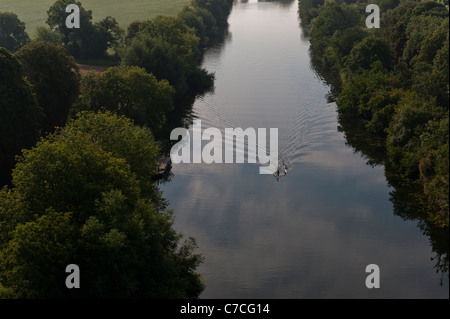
(159, 0, 448, 298)
(303, 10, 449, 290)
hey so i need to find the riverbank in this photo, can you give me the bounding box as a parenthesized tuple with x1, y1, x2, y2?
(159, 0, 448, 298)
(300, 0, 449, 228)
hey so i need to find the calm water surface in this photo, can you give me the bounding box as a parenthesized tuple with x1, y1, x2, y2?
(159, 0, 449, 298)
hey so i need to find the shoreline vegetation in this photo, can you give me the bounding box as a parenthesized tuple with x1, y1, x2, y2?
(0, 0, 234, 298)
(298, 0, 449, 229)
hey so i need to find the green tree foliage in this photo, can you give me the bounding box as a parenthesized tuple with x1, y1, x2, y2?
(338, 61, 393, 119)
(126, 16, 201, 65)
(63, 112, 162, 201)
(309, 1, 362, 73)
(298, 0, 325, 26)
(122, 15, 213, 99)
(178, 5, 218, 47)
(402, 15, 447, 65)
(0, 12, 30, 52)
(96, 16, 125, 57)
(310, 1, 361, 55)
(0, 209, 76, 298)
(345, 36, 394, 74)
(0, 48, 42, 185)
(122, 34, 191, 98)
(34, 26, 64, 45)
(122, 0, 233, 100)
(0, 112, 204, 298)
(306, 0, 449, 227)
(386, 92, 446, 177)
(192, 0, 234, 28)
(15, 41, 81, 134)
(46, 0, 97, 58)
(74, 66, 175, 135)
(418, 115, 449, 227)
(379, 1, 417, 62)
(46, 0, 124, 59)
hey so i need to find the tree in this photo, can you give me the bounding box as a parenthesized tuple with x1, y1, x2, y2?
(125, 16, 201, 66)
(179, 5, 218, 47)
(122, 34, 191, 99)
(0, 209, 76, 298)
(338, 61, 393, 120)
(402, 15, 446, 65)
(46, 0, 119, 59)
(386, 92, 446, 179)
(74, 66, 175, 134)
(0, 12, 30, 52)
(0, 48, 42, 186)
(122, 15, 215, 100)
(298, 0, 325, 27)
(345, 36, 394, 74)
(46, 0, 94, 58)
(34, 26, 64, 45)
(310, 1, 361, 55)
(418, 115, 449, 228)
(379, 1, 417, 62)
(15, 42, 81, 134)
(0, 112, 204, 298)
(96, 16, 125, 56)
(62, 111, 163, 200)
(192, 0, 234, 28)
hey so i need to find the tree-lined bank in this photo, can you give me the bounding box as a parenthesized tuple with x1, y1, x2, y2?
(299, 0, 449, 228)
(0, 0, 233, 298)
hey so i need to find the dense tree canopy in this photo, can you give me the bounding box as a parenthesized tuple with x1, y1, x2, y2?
(73, 66, 175, 135)
(0, 48, 42, 185)
(0, 0, 237, 298)
(303, 0, 449, 227)
(122, 0, 233, 100)
(178, 5, 218, 47)
(0, 112, 204, 298)
(15, 41, 81, 134)
(345, 36, 394, 74)
(0, 12, 30, 52)
(46, 0, 124, 59)
(122, 15, 214, 99)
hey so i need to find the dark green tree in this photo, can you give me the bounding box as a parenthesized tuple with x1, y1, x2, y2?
(46, 0, 120, 59)
(192, 0, 234, 28)
(0, 112, 204, 298)
(345, 36, 394, 74)
(403, 15, 446, 65)
(0, 12, 30, 52)
(96, 16, 125, 56)
(15, 41, 81, 134)
(0, 48, 42, 186)
(179, 5, 218, 47)
(34, 26, 64, 45)
(46, 0, 95, 58)
(74, 66, 174, 134)
(62, 111, 162, 200)
(122, 34, 197, 99)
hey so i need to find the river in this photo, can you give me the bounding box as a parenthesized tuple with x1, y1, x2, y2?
(159, 0, 449, 298)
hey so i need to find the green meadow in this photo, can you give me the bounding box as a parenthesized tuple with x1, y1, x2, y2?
(0, 0, 191, 37)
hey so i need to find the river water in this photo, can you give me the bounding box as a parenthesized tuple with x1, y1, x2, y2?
(159, 0, 449, 298)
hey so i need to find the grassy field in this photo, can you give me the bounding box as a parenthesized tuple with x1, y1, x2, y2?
(0, 0, 191, 37)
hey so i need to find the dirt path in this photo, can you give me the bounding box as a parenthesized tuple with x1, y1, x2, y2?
(77, 64, 109, 75)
